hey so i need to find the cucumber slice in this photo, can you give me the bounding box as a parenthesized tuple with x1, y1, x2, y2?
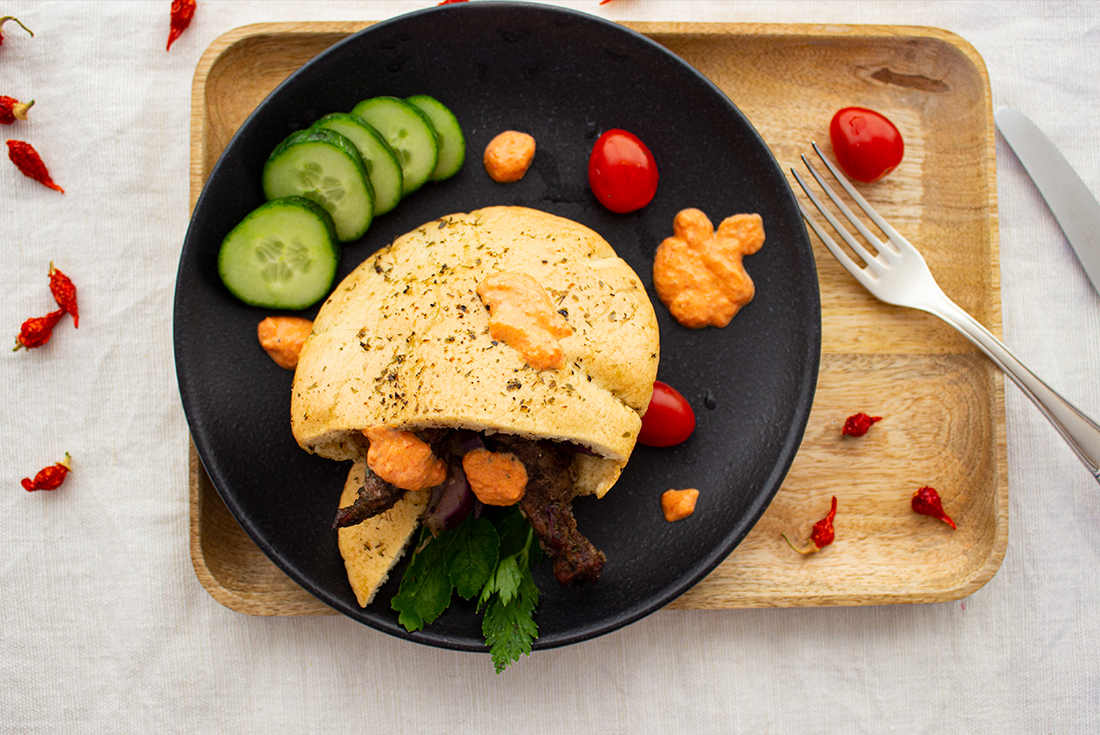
(351, 96, 438, 195)
(405, 95, 465, 181)
(311, 113, 404, 216)
(262, 128, 373, 242)
(218, 197, 340, 310)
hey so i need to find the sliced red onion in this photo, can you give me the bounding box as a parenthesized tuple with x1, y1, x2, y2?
(423, 456, 475, 536)
(451, 429, 485, 455)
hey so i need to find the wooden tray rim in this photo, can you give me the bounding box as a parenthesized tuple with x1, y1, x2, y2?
(186, 19, 1007, 615)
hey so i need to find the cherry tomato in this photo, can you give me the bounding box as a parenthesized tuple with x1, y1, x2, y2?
(638, 381, 695, 447)
(588, 129, 658, 213)
(829, 107, 904, 183)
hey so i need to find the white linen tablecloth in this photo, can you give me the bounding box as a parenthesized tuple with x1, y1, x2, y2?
(3, 1, 1099, 731)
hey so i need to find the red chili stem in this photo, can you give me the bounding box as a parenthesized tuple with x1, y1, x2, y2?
(781, 532, 816, 555)
(0, 16, 34, 45)
(0, 96, 34, 125)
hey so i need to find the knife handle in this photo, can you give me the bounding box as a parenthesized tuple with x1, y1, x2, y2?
(928, 295, 1100, 482)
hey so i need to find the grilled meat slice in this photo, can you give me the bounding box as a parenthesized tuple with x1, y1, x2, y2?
(491, 436, 606, 585)
(332, 468, 407, 529)
(489, 435, 573, 502)
(520, 495, 606, 585)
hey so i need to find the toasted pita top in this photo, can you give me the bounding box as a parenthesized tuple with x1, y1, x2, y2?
(291, 206, 659, 498)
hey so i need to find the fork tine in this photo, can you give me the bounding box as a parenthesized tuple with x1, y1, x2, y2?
(799, 155, 886, 265)
(810, 142, 906, 247)
(790, 172, 878, 291)
(790, 166, 883, 275)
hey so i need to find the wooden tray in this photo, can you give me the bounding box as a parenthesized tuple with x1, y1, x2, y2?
(188, 21, 1006, 615)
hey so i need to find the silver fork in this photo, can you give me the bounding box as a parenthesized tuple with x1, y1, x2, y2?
(793, 142, 1100, 482)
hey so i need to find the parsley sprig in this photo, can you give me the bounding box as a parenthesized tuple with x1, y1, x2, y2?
(391, 507, 543, 672)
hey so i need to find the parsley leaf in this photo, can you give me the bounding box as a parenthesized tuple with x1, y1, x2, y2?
(392, 506, 542, 673)
(494, 506, 535, 559)
(477, 508, 535, 610)
(483, 560, 540, 673)
(390, 529, 453, 632)
(492, 555, 523, 605)
(447, 517, 499, 600)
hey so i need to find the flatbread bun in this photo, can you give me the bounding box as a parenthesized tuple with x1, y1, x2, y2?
(292, 206, 660, 499)
(336, 461, 429, 606)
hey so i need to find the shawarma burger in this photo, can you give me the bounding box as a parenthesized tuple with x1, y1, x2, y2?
(291, 206, 660, 606)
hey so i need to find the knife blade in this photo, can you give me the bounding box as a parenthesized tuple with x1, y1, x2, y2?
(996, 106, 1100, 295)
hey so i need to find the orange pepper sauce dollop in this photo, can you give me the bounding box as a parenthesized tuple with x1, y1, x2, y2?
(257, 316, 313, 370)
(661, 488, 699, 522)
(483, 131, 536, 183)
(462, 448, 529, 506)
(363, 426, 447, 492)
(652, 208, 764, 329)
(476, 271, 573, 370)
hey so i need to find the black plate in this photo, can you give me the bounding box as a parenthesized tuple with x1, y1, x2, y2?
(174, 2, 820, 651)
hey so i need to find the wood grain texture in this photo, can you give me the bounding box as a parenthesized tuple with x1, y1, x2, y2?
(187, 22, 1007, 615)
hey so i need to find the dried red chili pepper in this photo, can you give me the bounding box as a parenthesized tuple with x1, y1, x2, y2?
(912, 486, 956, 529)
(14, 309, 65, 350)
(782, 496, 838, 554)
(842, 412, 882, 437)
(14, 264, 79, 350)
(0, 16, 33, 49)
(22, 453, 72, 492)
(49, 263, 79, 327)
(166, 0, 196, 51)
(6, 140, 64, 193)
(0, 95, 33, 124)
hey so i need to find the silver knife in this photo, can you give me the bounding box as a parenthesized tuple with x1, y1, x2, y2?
(996, 106, 1100, 295)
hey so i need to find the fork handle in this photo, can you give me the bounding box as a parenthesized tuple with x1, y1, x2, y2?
(926, 293, 1100, 481)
